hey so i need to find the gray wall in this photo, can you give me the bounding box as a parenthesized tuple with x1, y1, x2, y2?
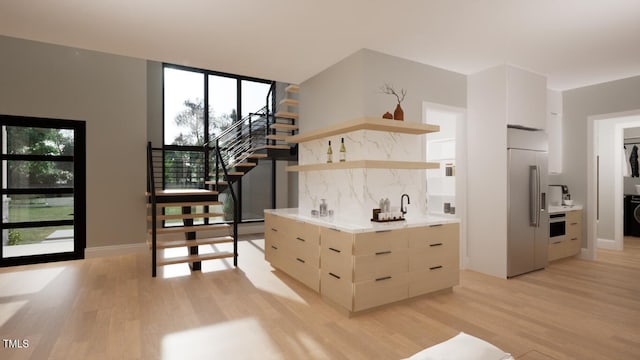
(561, 75, 640, 244)
(300, 49, 466, 131)
(0, 35, 148, 248)
(299, 51, 366, 131)
(361, 49, 467, 121)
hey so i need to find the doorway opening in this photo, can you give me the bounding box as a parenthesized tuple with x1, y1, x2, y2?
(1, 115, 86, 267)
(589, 110, 640, 258)
(423, 102, 467, 267)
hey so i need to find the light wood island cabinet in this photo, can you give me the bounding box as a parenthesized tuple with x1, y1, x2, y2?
(265, 211, 460, 314)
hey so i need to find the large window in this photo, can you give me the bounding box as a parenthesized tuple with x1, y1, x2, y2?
(162, 64, 272, 222)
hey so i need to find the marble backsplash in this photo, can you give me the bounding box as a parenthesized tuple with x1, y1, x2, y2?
(297, 128, 428, 224)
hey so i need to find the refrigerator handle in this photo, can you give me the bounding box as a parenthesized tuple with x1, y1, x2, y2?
(536, 164, 541, 227)
(530, 165, 537, 226)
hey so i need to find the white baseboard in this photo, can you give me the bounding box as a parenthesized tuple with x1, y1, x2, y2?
(85, 223, 265, 259)
(597, 237, 621, 250)
(238, 223, 264, 235)
(85, 243, 147, 258)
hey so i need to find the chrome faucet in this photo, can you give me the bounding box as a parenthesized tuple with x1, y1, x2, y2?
(400, 193, 410, 216)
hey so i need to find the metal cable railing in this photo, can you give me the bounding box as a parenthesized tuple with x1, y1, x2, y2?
(146, 142, 158, 277)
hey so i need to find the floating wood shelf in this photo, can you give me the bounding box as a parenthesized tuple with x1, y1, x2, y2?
(286, 117, 440, 143)
(286, 160, 439, 172)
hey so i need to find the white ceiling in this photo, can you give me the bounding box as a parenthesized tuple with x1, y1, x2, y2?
(1, 0, 639, 90)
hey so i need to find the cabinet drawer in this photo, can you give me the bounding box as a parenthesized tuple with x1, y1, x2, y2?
(320, 227, 353, 255)
(321, 246, 353, 282)
(288, 220, 320, 245)
(353, 272, 408, 311)
(409, 265, 458, 297)
(566, 210, 581, 224)
(353, 229, 408, 256)
(353, 249, 408, 282)
(548, 239, 567, 261)
(566, 236, 581, 257)
(409, 241, 458, 272)
(265, 239, 283, 265)
(285, 255, 320, 292)
(321, 271, 353, 311)
(408, 224, 459, 249)
(264, 213, 286, 232)
(289, 232, 320, 267)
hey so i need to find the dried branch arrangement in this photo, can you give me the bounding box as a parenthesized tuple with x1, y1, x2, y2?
(380, 83, 406, 104)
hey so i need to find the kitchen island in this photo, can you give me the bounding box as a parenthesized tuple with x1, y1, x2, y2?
(264, 208, 460, 314)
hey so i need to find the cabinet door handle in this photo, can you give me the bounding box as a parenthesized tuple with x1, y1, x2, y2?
(271, 245, 278, 250)
(271, 228, 278, 232)
(375, 250, 392, 255)
(552, 241, 562, 244)
(429, 265, 443, 270)
(375, 230, 392, 233)
(296, 258, 305, 263)
(329, 247, 341, 253)
(570, 237, 578, 241)
(296, 237, 305, 242)
(329, 272, 341, 279)
(375, 276, 392, 282)
(429, 224, 443, 227)
(570, 222, 578, 225)
(429, 243, 443, 247)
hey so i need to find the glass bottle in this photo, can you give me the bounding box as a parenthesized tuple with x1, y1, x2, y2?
(327, 141, 333, 163)
(339, 137, 346, 162)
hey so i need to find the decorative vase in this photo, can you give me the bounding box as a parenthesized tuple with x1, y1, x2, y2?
(382, 112, 393, 119)
(393, 104, 404, 121)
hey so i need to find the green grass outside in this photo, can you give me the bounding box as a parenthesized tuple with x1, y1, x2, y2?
(8, 205, 74, 245)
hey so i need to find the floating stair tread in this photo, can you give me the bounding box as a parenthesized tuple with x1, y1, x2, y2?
(149, 223, 231, 234)
(285, 84, 299, 93)
(204, 180, 228, 186)
(279, 98, 299, 107)
(147, 201, 223, 208)
(155, 236, 234, 249)
(265, 134, 288, 141)
(255, 145, 290, 150)
(246, 153, 268, 159)
(149, 189, 219, 196)
(219, 171, 245, 176)
(158, 252, 235, 266)
(270, 123, 299, 130)
(232, 162, 257, 168)
(274, 111, 299, 119)
(147, 212, 225, 221)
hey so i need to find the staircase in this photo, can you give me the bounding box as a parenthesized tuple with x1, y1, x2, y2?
(147, 145, 239, 277)
(145, 82, 299, 277)
(205, 83, 300, 192)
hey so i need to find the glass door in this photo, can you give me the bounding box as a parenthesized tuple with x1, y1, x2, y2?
(0, 115, 86, 267)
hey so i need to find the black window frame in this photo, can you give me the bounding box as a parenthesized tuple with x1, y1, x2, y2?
(0, 114, 86, 267)
(162, 63, 273, 223)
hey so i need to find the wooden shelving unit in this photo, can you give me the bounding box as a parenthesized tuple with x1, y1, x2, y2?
(286, 160, 439, 172)
(286, 117, 440, 143)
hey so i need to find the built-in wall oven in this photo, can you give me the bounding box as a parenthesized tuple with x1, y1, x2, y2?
(549, 213, 566, 244)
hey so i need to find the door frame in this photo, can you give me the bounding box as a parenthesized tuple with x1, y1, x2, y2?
(588, 109, 640, 257)
(0, 114, 86, 267)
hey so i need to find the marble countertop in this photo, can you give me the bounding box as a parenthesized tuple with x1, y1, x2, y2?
(264, 208, 459, 233)
(548, 204, 583, 214)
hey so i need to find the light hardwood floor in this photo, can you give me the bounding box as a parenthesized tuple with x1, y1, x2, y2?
(1, 236, 638, 360)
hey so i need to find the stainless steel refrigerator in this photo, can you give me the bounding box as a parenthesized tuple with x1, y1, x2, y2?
(507, 126, 549, 277)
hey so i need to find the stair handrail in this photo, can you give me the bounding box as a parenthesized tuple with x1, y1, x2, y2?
(203, 106, 268, 148)
(146, 142, 158, 277)
(266, 82, 275, 145)
(213, 144, 239, 266)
